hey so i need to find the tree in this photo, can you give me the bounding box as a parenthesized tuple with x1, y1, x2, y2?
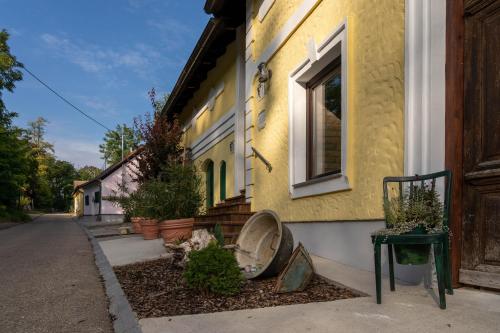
(132, 89, 182, 183)
(0, 29, 33, 219)
(99, 124, 141, 166)
(77, 165, 101, 181)
(24, 117, 55, 209)
(0, 29, 23, 127)
(46, 159, 78, 211)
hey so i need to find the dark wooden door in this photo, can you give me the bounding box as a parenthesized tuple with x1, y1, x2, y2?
(460, 0, 500, 289)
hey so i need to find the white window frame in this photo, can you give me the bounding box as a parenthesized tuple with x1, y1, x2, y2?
(288, 21, 349, 199)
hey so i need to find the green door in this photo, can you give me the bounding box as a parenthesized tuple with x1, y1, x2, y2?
(220, 161, 226, 201)
(206, 160, 214, 207)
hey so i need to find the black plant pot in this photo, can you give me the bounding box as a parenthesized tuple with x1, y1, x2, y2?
(394, 226, 431, 265)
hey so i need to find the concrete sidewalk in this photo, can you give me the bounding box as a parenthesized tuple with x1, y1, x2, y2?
(99, 235, 169, 266)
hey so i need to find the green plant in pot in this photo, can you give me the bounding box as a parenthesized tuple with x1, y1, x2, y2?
(377, 184, 446, 265)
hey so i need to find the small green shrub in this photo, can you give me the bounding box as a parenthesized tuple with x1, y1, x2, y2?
(184, 243, 244, 296)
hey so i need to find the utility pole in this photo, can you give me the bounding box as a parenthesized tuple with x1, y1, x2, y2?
(121, 124, 125, 161)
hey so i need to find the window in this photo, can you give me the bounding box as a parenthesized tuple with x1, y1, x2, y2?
(288, 22, 349, 199)
(85, 195, 89, 206)
(220, 161, 226, 201)
(94, 191, 101, 203)
(307, 58, 342, 179)
(205, 160, 214, 207)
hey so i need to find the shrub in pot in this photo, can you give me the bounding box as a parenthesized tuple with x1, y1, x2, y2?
(105, 184, 143, 234)
(184, 242, 244, 296)
(376, 183, 446, 265)
(156, 163, 203, 243)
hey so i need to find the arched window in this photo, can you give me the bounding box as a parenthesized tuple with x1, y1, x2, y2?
(220, 161, 226, 201)
(205, 160, 214, 207)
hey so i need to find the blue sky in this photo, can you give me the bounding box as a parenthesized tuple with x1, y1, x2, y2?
(1, 0, 208, 168)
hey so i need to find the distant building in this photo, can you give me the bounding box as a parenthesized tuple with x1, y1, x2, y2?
(72, 150, 139, 223)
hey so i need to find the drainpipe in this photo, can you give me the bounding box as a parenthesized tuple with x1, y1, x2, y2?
(97, 180, 102, 221)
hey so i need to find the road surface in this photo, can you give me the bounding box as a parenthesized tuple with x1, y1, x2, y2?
(0, 214, 113, 333)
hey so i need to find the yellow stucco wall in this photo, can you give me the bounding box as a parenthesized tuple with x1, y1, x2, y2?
(249, 0, 405, 221)
(180, 41, 237, 148)
(195, 133, 235, 208)
(73, 191, 84, 217)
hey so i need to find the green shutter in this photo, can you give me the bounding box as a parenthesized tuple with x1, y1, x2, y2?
(206, 161, 214, 208)
(220, 161, 226, 201)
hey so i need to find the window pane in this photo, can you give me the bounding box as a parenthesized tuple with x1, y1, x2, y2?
(311, 65, 341, 178)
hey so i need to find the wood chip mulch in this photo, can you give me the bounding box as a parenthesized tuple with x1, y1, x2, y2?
(114, 258, 361, 318)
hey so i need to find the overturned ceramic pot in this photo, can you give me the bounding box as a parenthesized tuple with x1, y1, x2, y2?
(235, 210, 294, 279)
(131, 217, 143, 234)
(140, 219, 159, 240)
(159, 218, 194, 243)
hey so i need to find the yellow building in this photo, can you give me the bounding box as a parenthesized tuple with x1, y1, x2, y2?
(72, 181, 86, 217)
(163, 0, 459, 283)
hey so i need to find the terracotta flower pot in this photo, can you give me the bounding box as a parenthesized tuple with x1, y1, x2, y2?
(131, 217, 143, 234)
(159, 218, 194, 243)
(140, 219, 159, 240)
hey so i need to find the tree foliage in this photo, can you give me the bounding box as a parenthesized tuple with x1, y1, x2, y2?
(132, 89, 182, 183)
(0, 29, 23, 125)
(99, 124, 141, 166)
(77, 165, 101, 181)
(0, 29, 33, 219)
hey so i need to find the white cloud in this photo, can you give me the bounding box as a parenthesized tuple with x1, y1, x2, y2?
(40, 33, 166, 78)
(52, 139, 103, 168)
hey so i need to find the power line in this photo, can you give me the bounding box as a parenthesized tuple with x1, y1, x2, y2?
(22, 66, 112, 132)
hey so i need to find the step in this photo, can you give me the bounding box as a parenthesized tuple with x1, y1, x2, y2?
(208, 202, 251, 214)
(194, 212, 254, 223)
(223, 194, 247, 205)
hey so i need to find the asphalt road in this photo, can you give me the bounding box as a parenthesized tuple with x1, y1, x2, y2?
(0, 214, 113, 333)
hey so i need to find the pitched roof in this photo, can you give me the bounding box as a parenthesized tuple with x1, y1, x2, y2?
(73, 148, 142, 193)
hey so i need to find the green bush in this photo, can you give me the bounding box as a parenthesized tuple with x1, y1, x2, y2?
(106, 163, 203, 220)
(184, 243, 244, 296)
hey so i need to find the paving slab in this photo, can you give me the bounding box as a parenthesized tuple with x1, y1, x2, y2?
(99, 235, 170, 266)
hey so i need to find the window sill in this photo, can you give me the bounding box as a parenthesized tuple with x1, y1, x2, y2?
(293, 173, 343, 188)
(290, 174, 351, 199)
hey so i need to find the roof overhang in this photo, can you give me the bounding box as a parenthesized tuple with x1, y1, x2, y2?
(162, 0, 245, 118)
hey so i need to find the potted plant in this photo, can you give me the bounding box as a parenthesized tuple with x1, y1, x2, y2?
(376, 183, 446, 265)
(157, 163, 203, 243)
(105, 184, 143, 234)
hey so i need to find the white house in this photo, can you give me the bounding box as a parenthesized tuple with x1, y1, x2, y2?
(74, 151, 139, 223)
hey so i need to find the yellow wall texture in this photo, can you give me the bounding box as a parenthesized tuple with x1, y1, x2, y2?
(249, 0, 405, 221)
(73, 191, 84, 217)
(195, 133, 235, 208)
(180, 41, 237, 148)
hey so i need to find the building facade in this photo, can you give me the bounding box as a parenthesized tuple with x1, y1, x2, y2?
(164, 0, 499, 289)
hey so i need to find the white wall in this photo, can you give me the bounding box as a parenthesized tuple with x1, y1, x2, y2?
(404, 0, 446, 175)
(286, 221, 430, 284)
(100, 159, 138, 215)
(83, 182, 100, 216)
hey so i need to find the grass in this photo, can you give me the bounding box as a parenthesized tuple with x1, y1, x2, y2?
(0, 209, 32, 223)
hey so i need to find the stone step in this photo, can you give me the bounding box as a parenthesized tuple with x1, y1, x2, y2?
(208, 202, 251, 214)
(194, 212, 254, 223)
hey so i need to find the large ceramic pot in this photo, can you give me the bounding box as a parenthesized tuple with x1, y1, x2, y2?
(158, 218, 194, 243)
(394, 226, 430, 265)
(140, 219, 159, 240)
(131, 217, 143, 234)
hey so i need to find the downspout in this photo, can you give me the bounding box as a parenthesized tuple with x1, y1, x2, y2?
(97, 180, 102, 221)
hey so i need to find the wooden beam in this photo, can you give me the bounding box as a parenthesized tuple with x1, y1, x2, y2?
(445, 0, 465, 288)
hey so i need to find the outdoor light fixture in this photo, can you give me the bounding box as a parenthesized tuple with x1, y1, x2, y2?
(257, 62, 272, 98)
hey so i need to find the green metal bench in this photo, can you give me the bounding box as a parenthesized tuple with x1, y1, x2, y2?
(371, 170, 453, 309)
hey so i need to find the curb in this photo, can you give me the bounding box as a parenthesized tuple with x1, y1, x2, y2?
(77, 219, 143, 333)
